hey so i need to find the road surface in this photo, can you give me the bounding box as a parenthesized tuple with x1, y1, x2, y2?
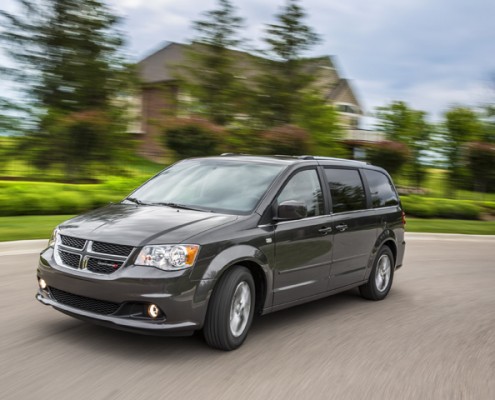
(1, 234, 494, 400)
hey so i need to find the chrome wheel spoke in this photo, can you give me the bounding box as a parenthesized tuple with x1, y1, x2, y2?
(375, 254, 391, 293)
(229, 281, 251, 337)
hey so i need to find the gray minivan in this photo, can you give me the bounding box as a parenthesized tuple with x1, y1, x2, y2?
(36, 155, 406, 350)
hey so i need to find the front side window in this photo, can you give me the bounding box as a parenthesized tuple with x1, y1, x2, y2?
(128, 160, 285, 214)
(363, 169, 399, 208)
(325, 168, 366, 213)
(277, 169, 324, 217)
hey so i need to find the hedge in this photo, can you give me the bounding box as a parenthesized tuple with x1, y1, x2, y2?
(401, 196, 482, 220)
(0, 178, 146, 216)
(0, 180, 491, 220)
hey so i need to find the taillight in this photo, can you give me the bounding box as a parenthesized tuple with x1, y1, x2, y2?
(401, 211, 406, 225)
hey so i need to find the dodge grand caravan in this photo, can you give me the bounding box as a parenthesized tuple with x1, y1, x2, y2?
(36, 155, 406, 350)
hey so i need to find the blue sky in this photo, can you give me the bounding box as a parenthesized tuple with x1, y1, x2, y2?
(2, 0, 495, 124)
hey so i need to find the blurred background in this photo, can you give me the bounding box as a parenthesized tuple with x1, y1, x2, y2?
(0, 0, 494, 239)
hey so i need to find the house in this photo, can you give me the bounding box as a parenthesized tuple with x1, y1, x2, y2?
(134, 42, 374, 159)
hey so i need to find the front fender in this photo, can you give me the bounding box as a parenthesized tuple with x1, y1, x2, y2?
(191, 244, 273, 311)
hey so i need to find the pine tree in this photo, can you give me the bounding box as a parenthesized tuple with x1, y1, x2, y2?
(258, 0, 320, 125)
(181, 0, 246, 126)
(0, 0, 133, 179)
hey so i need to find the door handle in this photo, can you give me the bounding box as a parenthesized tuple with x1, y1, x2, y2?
(318, 226, 332, 235)
(335, 224, 348, 232)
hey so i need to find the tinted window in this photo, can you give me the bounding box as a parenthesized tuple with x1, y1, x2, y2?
(363, 169, 399, 208)
(277, 169, 324, 217)
(325, 168, 366, 213)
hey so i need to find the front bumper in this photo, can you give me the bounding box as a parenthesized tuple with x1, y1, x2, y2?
(36, 247, 213, 335)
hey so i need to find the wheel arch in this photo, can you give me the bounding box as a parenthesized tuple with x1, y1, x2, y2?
(198, 245, 272, 317)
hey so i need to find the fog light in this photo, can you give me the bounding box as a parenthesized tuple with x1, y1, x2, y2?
(147, 304, 160, 318)
(39, 278, 47, 290)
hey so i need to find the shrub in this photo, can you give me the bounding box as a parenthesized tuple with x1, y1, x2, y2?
(365, 141, 409, 177)
(162, 118, 224, 159)
(260, 124, 310, 155)
(401, 196, 481, 220)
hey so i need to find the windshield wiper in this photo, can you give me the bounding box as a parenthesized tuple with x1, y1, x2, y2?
(125, 197, 149, 206)
(152, 202, 211, 212)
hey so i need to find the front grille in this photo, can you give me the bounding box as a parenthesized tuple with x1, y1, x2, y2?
(60, 235, 86, 249)
(49, 287, 120, 315)
(87, 257, 124, 274)
(58, 250, 80, 269)
(92, 241, 133, 257)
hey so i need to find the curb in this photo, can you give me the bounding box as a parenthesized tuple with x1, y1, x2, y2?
(0, 240, 48, 256)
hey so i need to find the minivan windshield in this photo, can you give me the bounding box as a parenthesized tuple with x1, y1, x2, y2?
(126, 159, 285, 214)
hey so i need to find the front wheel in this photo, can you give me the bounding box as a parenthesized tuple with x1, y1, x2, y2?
(360, 246, 394, 301)
(203, 267, 255, 351)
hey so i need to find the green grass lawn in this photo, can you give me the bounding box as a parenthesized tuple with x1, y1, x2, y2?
(0, 215, 494, 243)
(406, 218, 495, 235)
(0, 215, 74, 242)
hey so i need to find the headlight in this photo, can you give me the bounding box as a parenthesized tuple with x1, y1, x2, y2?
(48, 228, 59, 248)
(136, 244, 200, 271)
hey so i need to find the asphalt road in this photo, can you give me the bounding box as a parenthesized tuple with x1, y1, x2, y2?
(1, 234, 494, 400)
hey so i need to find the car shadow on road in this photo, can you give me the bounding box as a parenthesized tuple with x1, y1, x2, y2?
(34, 287, 387, 359)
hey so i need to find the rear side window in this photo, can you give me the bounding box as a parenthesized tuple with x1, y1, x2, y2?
(363, 169, 399, 208)
(325, 168, 366, 213)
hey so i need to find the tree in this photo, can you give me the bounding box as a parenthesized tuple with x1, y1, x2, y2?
(375, 101, 430, 186)
(162, 118, 224, 159)
(294, 91, 347, 157)
(365, 141, 409, 178)
(257, 0, 320, 125)
(465, 142, 495, 193)
(181, 0, 246, 126)
(261, 124, 311, 155)
(443, 106, 483, 193)
(0, 0, 133, 179)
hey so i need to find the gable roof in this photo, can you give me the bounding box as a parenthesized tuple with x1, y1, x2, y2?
(137, 42, 362, 111)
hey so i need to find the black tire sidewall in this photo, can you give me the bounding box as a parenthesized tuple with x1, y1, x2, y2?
(204, 266, 255, 350)
(225, 269, 255, 347)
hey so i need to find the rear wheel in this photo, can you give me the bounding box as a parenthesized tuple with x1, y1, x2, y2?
(203, 266, 255, 351)
(360, 246, 394, 300)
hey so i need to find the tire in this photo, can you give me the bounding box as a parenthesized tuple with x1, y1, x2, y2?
(203, 266, 255, 351)
(360, 246, 394, 301)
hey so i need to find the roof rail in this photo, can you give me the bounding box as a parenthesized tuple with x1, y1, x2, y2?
(220, 153, 250, 156)
(298, 155, 368, 164)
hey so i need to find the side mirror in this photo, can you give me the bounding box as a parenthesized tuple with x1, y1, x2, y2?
(275, 200, 307, 221)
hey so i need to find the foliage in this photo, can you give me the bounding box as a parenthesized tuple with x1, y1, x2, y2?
(180, 0, 246, 126)
(401, 196, 482, 220)
(256, 0, 320, 126)
(375, 101, 431, 186)
(0, 177, 147, 216)
(442, 106, 483, 193)
(162, 118, 225, 159)
(0, 0, 129, 113)
(260, 124, 310, 155)
(465, 142, 495, 192)
(0, 0, 134, 179)
(365, 141, 409, 177)
(294, 91, 347, 157)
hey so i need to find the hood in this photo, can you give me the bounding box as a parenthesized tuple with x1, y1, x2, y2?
(58, 204, 238, 246)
